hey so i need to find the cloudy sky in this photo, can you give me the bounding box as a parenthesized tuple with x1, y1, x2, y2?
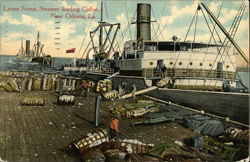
(0, 0, 249, 66)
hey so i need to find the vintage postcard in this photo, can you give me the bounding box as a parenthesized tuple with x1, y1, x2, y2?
(0, 0, 249, 161)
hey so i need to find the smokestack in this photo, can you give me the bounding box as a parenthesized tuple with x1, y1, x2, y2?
(137, 3, 151, 41)
(26, 40, 30, 54)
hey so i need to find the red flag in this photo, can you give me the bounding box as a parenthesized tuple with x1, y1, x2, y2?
(66, 48, 76, 53)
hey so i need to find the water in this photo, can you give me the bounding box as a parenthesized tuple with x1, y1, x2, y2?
(0, 55, 249, 88)
(0, 55, 74, 72)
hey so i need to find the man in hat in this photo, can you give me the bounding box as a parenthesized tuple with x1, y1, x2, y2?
(109, 116, 119, 139)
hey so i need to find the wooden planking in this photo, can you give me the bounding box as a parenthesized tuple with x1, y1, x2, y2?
(0, 91, 198, 162)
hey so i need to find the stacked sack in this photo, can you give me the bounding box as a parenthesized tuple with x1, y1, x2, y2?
(111, 139, 154, 154)
(102, 90, 119, 100)
(72, 128, 109, 153)
(58, 95, 75, 105)
(22, 97, 45, 106)
(96, 79, 112, 93)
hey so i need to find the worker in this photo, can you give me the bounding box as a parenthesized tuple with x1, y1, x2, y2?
(118, 85, 124, 98)
(109, 116, 119, 139)
(82, 82, 90, 97)
(132, 83, 137, 101)
(161, 64, 167, 77)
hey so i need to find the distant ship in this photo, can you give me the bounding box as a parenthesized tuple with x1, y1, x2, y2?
(15, 31, 54, 67)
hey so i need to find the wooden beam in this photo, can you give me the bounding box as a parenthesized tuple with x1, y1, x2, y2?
(120, 86, 158, 99)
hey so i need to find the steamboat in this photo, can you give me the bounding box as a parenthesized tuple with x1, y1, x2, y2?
(63, 2, 249, 124)
(15, 31, 54, 67)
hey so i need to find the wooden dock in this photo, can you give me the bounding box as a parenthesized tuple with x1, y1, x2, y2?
(0, 91, 196, 162)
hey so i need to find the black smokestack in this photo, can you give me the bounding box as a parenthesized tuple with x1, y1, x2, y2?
(137, 3, 151, 41)
(26, 40, 30, 54)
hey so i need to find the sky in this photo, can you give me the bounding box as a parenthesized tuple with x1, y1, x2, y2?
(0, 0, 249, 67)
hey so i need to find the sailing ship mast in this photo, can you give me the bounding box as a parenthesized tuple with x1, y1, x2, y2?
(35, 31, 40, 57)
(99, 2, 103, 54)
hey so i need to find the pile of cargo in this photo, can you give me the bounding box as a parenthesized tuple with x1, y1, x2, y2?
(96, 79, 112, 93)
(22, 97, 45, 106)
(0, 72, 61, 92)
(200, 136, 248, 161)
(58, 95, 75, 105)
(102, 90, 119, 100)
(148, 141, 210, 161)
(70, 128, 156, 162)
(110, 100, 160, 118)
(110, 139, 154, 154)
(224, 127, 249, 143)
(71, 128, 109, 152)
(0, 71, 98, 94)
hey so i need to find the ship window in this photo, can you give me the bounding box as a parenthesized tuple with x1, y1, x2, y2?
(150, 62, 153, 65)
(179, 62, 182, 65)
(144, 42, 157, 51)
(126, 53, 136, 59)
(209, 63, 212, 66)
(170, 62, 173, 65)
(199, 63, 203, 66)
(158, 42, 174, 51)
(180, 46, 188, 51)
(189, 62, 193, 65)
(226, 65, 229, 68)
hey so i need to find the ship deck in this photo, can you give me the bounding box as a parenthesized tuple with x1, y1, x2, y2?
(0, 91, 197, 162)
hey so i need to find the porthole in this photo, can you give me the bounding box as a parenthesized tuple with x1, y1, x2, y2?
(199, 63, 203, 66)
(226, 65, 229, 68)
(209, 63, 212, 67)
(179, 62, 182, 66)
(189, 62, 193, 66)
(150, 62, 153, 65)
(170, 62, 173, 65)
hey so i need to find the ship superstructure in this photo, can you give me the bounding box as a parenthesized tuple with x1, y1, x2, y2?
(120, 40, 237, 90)
(61, 2, 249, 124)
(65, 2, 248, 92)
(119, 3, 239, 90)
